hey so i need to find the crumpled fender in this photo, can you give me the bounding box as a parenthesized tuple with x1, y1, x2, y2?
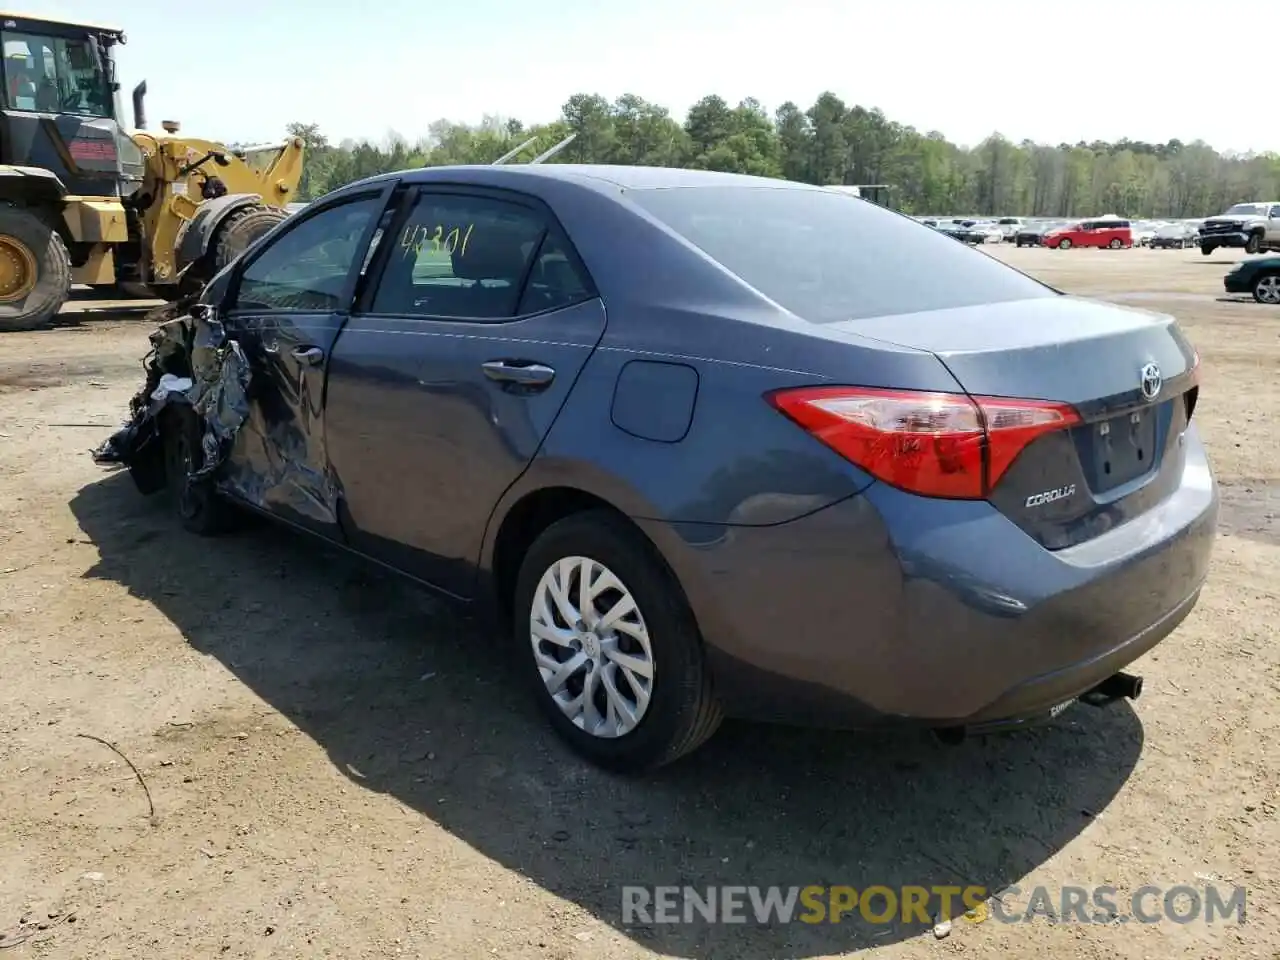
(93, 302, 252, 493)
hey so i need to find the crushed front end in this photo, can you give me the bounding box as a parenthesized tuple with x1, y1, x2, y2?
(92, 303, 253, 494)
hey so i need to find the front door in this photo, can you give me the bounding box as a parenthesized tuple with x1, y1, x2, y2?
(218, 185, 393, 536)
(324, 185, 607, 597)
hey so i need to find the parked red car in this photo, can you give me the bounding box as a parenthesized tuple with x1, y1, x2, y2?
(1044, 219, 1133, 250)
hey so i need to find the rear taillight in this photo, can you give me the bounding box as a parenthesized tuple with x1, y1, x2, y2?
(767, 386, 1081, 500)
(1185, 349, 1200, 421)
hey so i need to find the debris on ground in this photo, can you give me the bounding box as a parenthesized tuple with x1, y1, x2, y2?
(0, 910, 76, 949)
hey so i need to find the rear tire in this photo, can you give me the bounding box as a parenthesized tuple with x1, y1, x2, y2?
(0, 207, 71, 332)
(1109, 238, 1122, 249)
(514, 510, 722, 773)
(160, 405, 233, 536)
(1253, 271, 1280, 305)
(212, 204, 289, 273)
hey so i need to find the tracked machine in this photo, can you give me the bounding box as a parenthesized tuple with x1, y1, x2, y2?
(0, 11, 303, 330)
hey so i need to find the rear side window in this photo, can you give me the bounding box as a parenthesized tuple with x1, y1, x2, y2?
(627, 186, 1054, 323)
(517, 234, 593, 315)
(371, 193, 592, 321)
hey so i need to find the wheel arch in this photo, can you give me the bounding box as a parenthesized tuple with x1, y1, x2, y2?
(0, 165, 67, 207)
(485, 485, 648, 633)
(173, 193, 265, 272)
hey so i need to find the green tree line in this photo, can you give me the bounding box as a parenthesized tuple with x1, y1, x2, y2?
(287, 91, 1280, 218)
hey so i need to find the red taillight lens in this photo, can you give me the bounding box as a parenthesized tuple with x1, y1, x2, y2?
(767, 386, 1081, 500)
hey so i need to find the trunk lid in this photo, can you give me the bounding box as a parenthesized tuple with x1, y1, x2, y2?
(825, 296, 1200, 549)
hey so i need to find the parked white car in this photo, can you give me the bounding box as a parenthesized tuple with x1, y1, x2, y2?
(996, 217, 1023, 242)
(967, 222, 1006, 244)
(1131, 221, 1162, 247)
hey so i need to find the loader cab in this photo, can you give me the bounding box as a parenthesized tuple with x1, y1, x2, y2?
(0, 12, 143, 197)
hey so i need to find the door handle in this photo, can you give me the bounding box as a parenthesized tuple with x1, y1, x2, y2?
(292, 345, 325, 366)
(481, 360, 556, 388)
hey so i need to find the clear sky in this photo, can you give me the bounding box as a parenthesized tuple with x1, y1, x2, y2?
(37, 0, 1269, 153)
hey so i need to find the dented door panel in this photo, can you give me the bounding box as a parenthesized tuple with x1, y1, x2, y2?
(208, 185, 399, 533)
(218, 312, 346, 536)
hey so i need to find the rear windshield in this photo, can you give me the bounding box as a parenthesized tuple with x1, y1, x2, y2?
(627, 186, 1054, 323)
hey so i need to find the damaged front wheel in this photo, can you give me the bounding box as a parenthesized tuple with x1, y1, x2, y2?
(161, 405, 232, 536)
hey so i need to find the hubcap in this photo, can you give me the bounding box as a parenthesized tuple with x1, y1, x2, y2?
(0, 235, 37, 302)
(530, 556, 655, 738)
(1258, 276, 1280, 304)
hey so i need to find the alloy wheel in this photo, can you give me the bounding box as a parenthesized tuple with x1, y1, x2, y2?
(530, 556, 655, 738)
(1255, 275, 1280, 305)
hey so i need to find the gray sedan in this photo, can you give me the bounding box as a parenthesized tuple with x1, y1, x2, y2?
(98, 165, 1218, 772)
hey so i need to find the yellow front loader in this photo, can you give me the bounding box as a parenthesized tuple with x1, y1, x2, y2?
(123, 84, 304, 296)
(0, 12, 303, 330)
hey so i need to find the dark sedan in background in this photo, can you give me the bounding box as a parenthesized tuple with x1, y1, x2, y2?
(1225, 256, 1280, 303)
(933, 220, 972, 241)
(1014, 221, 1061, 246)
(1150, 223, 1199, 249)
(102, 165, 1218, 772)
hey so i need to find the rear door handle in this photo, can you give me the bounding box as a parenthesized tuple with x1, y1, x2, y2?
(481, 360, 556, 388)
(292, 345, 325, 366)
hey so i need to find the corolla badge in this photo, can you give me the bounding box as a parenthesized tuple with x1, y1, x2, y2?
(1025, 484, 1076, 508)
(1140, 362, 1162, 401)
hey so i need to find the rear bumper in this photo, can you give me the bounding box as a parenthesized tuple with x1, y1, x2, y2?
(644, 427, 1217, 728)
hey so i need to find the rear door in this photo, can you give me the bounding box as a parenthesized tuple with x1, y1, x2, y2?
(217, 183, 394, 536)
(323, 184, 606, 597)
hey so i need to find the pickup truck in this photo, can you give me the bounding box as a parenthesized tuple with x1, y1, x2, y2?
(1199, 202, 1280, 255)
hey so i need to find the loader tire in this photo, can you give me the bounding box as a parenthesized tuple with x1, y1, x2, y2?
(0, 207, 72, 332)
(212, 204, 289, 273)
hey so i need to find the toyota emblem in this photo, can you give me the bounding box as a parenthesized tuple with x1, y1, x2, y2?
(1139, 362, 1162, 401)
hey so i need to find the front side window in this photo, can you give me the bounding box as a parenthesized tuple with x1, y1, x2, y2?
(2, 32, 111, 117)
(234, 194, 383, 312)
(372, 193, 589, 320)
(628, 186, 1054, 324)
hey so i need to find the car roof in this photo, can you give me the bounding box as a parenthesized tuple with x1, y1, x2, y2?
(362, 163, 827, 194)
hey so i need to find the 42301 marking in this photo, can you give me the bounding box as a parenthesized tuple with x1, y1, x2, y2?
(400, 222, 475, 259)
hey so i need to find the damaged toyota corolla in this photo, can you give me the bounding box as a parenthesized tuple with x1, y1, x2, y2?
(94, 165, 1218, 773)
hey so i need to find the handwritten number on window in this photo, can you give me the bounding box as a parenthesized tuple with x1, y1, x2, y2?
(400, 222, 475, 260)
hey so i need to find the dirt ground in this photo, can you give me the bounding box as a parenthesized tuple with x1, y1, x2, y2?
(1, 249, 1276, 960)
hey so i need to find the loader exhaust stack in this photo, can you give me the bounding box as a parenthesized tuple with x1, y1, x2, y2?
(132, 80, 147, 130)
